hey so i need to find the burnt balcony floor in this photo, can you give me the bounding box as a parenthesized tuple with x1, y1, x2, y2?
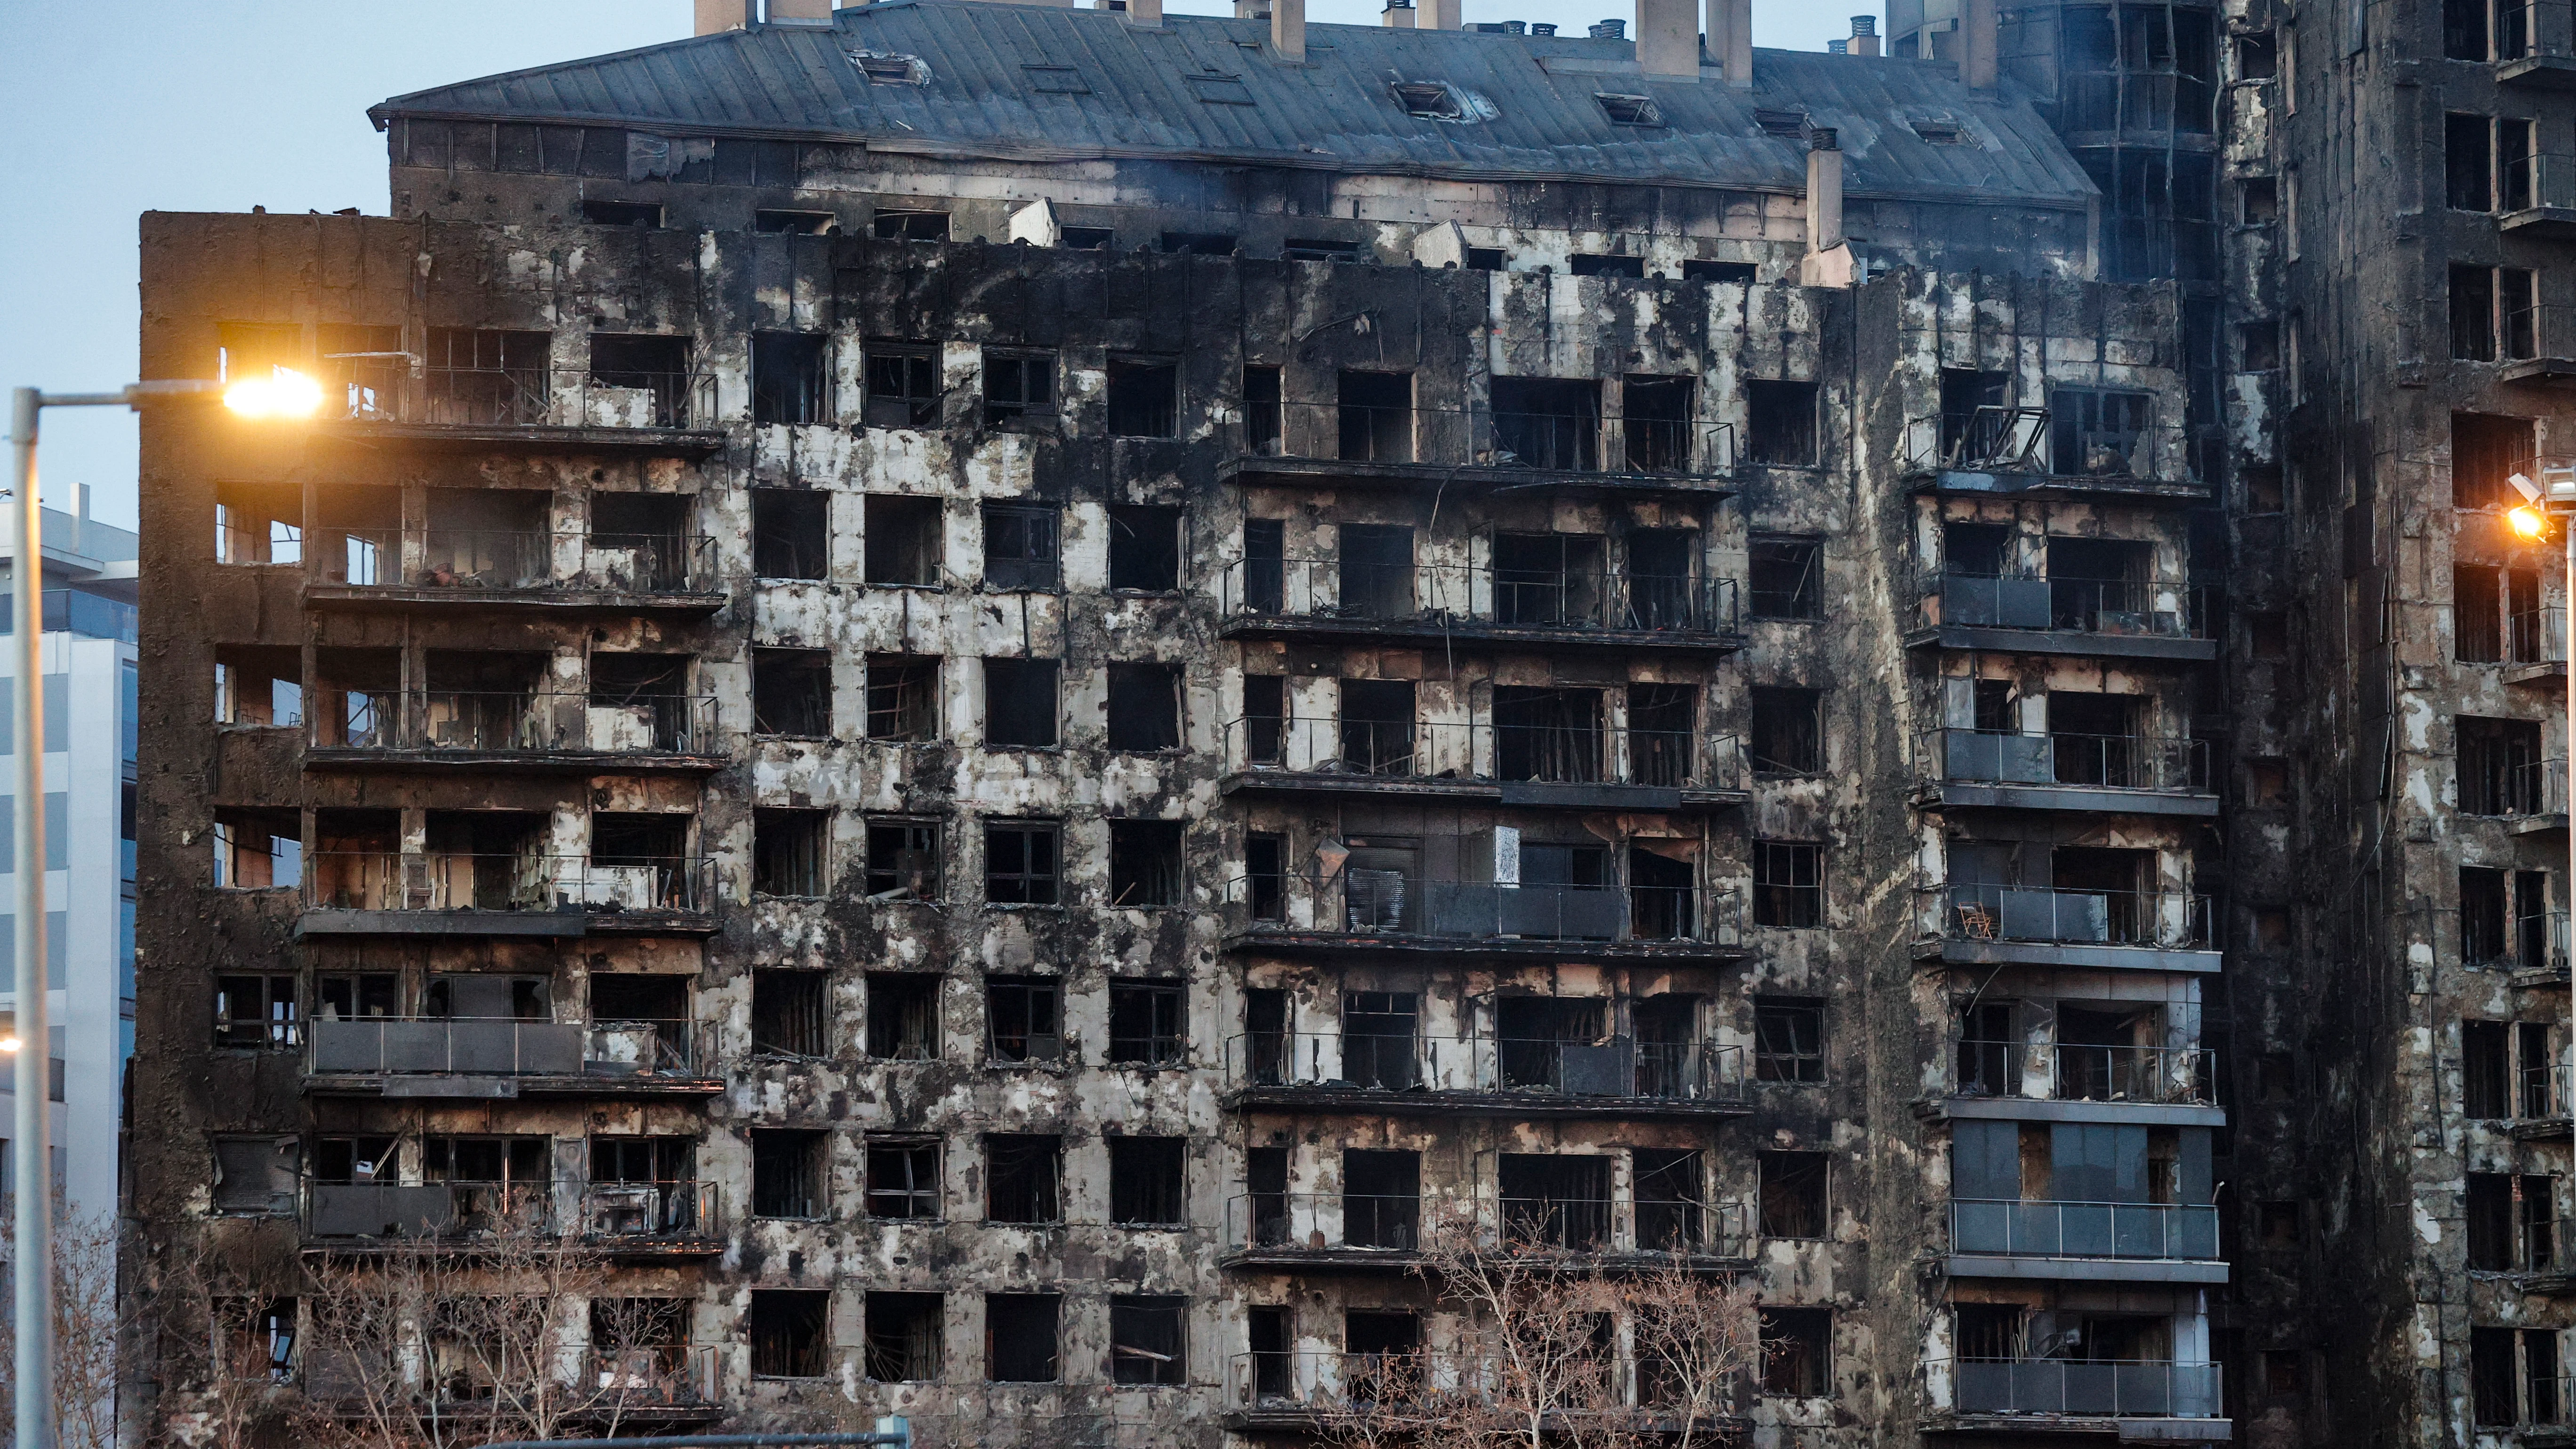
(1221, 1081, 1752, 1120)
(1219, 612, 1743, 656)
(1219, 769, 1743, 811)
(1227, 926, 1749, 965)
(317, 419, 727, 458)
(1905, 623, 2218, 663)
(304, 582, 727, 616)
(1917, 936, 2224, 974)
(304, 1072, 723, 1100)
(1920, 1413, 2232, 1441)
(1907, 467, 2212, 505)
(1914, 780, 2220, 818)
(1219, 452, 1736, 498)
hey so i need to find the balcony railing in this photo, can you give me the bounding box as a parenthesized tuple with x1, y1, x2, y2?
(1939, 1359, 2222, 1418)
(1224, 1191, 1746, 1257)
(1953, 1039, 2218, 1106)
(580, 1181, 721, 1241)
(1926, 573, 2206, 638)
(1948, 1199, 2220, 1261)
(2496, 757, 2571, 819)
(304, 1180, 550, 1240)
(1244, 400, 1735, 476)
(1222, 558, 1738, 636)
(2524, 1062, 2572, 1119)
(1227, 1349, 1477, 1409)
(1904, 405, 2180, 483)
(318, 528, 718, 596)
(311, 691, 719, 756)
(307, 1016, 711, 1078)
(579, 1345, 721, 1407)
(1233, 870, 1740, 948)
(1224, 716, 1737, 791)
(334, 367, 718, 432)
(1224, 1029, 1745, 1103)
(1936, 886, 2213, 950)
(1928, 729, 2209, 795)
(304, 853, 715, 915)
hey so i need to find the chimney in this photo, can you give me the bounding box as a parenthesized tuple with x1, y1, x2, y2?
(1707, 0, 1753, 87)
(1272, 0, 1305, 60)
(1850, 15, 1880, 54)
(1420, 0, 1460, 29)
(1127, 0, 1163, 26)
(770, 0, 834, 22)
(1962, 0, 1998, 86)
(1588, 18, 1625, 37)
(1382, 0, 1416, 25)
(1636, 0, 1701, 77)
(1828, 37, 1849, 50)
(694, 0, 750, 35)
(1799, 127, 1855, 285)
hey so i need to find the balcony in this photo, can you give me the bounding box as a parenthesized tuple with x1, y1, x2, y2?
(1954, 1039, 2219, 1109)
(1220, 1191, 1748, 1272)
(576, 1345, 722, 1418)
(2520, 1063, 2574, 1141)
(322, 365, 723, 455)
(1901, 405, 2204, 503)
(303, 1180, 550, 1243)
(303, 1016, 718, 1098)
(1224, 1350, 1473, 1429)
(1218, 558, 1742, 655)
(1228, 870, 1745, 964)
(1224, 400, 1736, 494)
(300, 853, 716, 937)
(1923, 886, 2219, 974)
(1931, 1359, 2225, 1433)
(1221, 1029, 1748, 1118)
(1912, 573, 2215, 662)
(580, 1182, 724, 1256)
(1222, 716, 1745, 809)
(1946, 1199, 2224, 1283)
(2496, 757, 2572, 835)
(1922, 729, 2217, 816)
(306, 691, 722, 772)
(303, 528, 723, 612)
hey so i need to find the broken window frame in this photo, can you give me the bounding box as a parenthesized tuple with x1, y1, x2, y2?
(751, 808, 830, 898)
(751, 331, 832, 427)
(1757, 1307, 1833, 1397)
(984, 1134, 1065, 1224)
(1107, 504, 1185, 593)
(1109, 1295, 1189, 1385)
(1753, 840, 1825, 928)
(983, 349, 1058, 425)
(216, 974, 300, 1050)
(750, 490, 830, 580)
(749, 1129, 828, 1220)
(864, 342, 944, 428)
(864, 1291, 945, 1382)
(986, 976, 1065, 1063)
(1747, 534, 1824, 619)
(750, 648, 834, 738)
(864, 654, 941, 741)
(864, 973, 942, 1061)
(870, 210, 950, 242)
(863, 493, 945, 588)
(1754, 997, 1827, 1082)
(1108, 820, 1186, 908)
(749, 1289, 832, 1379)
(1748, 686, 1825, 777)
(1109, 1136, 1188, 1226)
(750, 970, 831, 1058)
(864, 817, 942, 902)
(1758, 1150, 1831, 1237)
(1743, 379, 1820, 467)
(865, 1137, 943, 1220)
(1106, 356, 1181, 438)
(1105, 661, 1184, 752)
(981, 503, 1062, 592)
(984, 820, 1062, 906)
(1108, 980, 1188, 1067)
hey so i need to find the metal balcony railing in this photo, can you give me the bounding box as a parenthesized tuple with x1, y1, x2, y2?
(2498, 757, 2571, 818)
(1939, 1359, 2222, 1418)
(306, 1016, 710, 1079)
(1227, 1349, 1478, 1409)
(1230, 869, 1741, 947)
(1224, 1191, 1746, 1257)
(1226, 1192, 1424, 1252)
(1223, 716, 1737, 791)
(2524, 1062, 2572, 1119)
(1947, 1199, 2221, 1261)
(1222, 557, 1739, 636)
(330, 366, 718, 432)
(1244, 400, 1736, 476)
(319, 528, 718, 595)
(1904, 405, 2181, 482)
(1925, 573, 2206, 638)
(303, 853, 715, 915)
(1952, 1039, 2218, 1106)
(1927, 729, 2209, 795)
(1935, 885, 2214, 950)
(303, 1180, 551, 1240)
(579, 1345, 721, 1407)
(1224, 1029, 1746, 1102)
(580, 1181, 720, 1241)
(310, 691, 720, 756)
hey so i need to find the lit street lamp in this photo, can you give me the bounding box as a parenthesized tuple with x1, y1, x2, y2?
(4, 371, 318, 1449)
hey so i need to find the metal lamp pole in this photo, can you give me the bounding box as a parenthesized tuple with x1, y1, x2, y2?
(5, 374, 301, 1449)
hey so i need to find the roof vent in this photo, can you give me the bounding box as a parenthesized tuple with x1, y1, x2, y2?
(1504, 20, 1527, 32)
(1588, 18, 1626, 36)
(1470, 20, 1511, 30)
(1828, 38, 1849, 51)
(1754, 107, 1809, 137)
(1392, 81, 1464, 118)
(1852, 15, 1877, 33)
(1596, 93, 1664, 127)
(1912, 116, 1966, 142)
(1530, 22, 1558, 34)
(849, 50, 931, 85)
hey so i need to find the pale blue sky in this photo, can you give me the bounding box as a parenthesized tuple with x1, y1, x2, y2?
(0, 0, 1878, 530)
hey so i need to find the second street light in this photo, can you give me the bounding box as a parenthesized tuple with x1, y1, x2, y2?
(3, 369, 320, 1449)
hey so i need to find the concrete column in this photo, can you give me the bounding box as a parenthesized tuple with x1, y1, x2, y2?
(1637, 0, 1702, 77)
(1382, 0, 1417, 25)
(1963, 0, 1998, 86)
(1708, 0, 1753, 87)
(693, 0, 750, 34)
(1420, 0, 1461, 29)
(1806, 131, 1843, 252)
(1127, 0, 1164, 25)
(1273, 0, 1305, 60)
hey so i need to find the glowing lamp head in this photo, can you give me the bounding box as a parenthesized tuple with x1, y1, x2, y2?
(0, 1036, 24, 1055)
(2510, 504, 2551, 539)
(222, 367, 324, 420)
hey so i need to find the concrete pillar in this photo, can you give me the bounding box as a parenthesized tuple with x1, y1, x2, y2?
(1127, 0, 1164, 25)
(771, 0, 834, 20)
(1273, 0, 1305, 60)
(1420, 0, 1461, 29)
(1806, 130, 1843, 252)
(1382, 0, 1416, 25)
(1963, 0, 1998, 86)
(1851, 15, 1882, 54)
(693, 0, 750, 35)
(1707, 0, 1753, 87)
(1636, 0, 1702, 77)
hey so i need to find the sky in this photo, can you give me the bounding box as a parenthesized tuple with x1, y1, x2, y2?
(0, 0, 1879, 532)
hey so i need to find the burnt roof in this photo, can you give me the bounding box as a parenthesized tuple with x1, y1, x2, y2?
(371, 0, 2096, 209)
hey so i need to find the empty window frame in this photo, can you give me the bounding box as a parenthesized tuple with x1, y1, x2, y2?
(1110, 1295, 1188, 1385)
(983, 349, 1056, 424)
(1109, 820, 1184, 907)
(1755, 998, 1827, 1082)
(983, 659, 1060, 749)
(2449, 113, 2496, 212)
(749, 1130, 828, 1219)
(752, 809, 829, 897)
(1159, 231, 1238, 256)
(752, 333, 830, 426)
(865, 654, 941, 741)
(1758, 1150, 1830, 1237)
(1753, 841, 1825, 928)
(1622, 375, 1694, 471)
(212, 1137, 301, 1215)
(2048, 386, 2154, 477)
(2075, 146, 2219, 283)
(1749, 687, 1824, 776)
(750, 970, 829, 1056)
(864, 343, 943, 427)
(754, 209, 838, 234)
(871, 210, 950, 241)
(1109, 980, 1186, 1066)
(1597, 93, 1664, 127)
(216, 974, 299, 1049)
(751, 491, 829, 579)
(1748, 534, 1823, 619)
(749, 1290, 831, 1378)
(580, 200, 662, 227)
(981, 503, 1061, 591)
(1682, 258, 1758, 285)
(986, 1294, 1061, 1382)
(864, 818, 941, 901)
(2454, 266, 2539, 362)
(1107, 357, 1180, 437)
(1743, 380, 1819, 466)
(1109, 504, 1183, 591)
(2058, 4, 2218, 134)
(1110, 1136, 1187, 1225)
(214, 482, 302, 566)
(2453, 412, 2538, 511)
(865, 974, 941, 1060)
(985, 1134, 1063, 1222)
(1246, 832, 1286, 923)
(865, 1138, 942, 1219)
(1107, 662, 1183, 751)
(1758, 1308, 1832, 1396)
(864, 495, 943, 587)
(2459, 716, 2544, 815)
(986, 977, 1064, 1063)
(1570, 253, 1646, 279)
(864, 1292, 944, 1382)
(985, 821, 1061, 905)
(751, 648, 833, 737)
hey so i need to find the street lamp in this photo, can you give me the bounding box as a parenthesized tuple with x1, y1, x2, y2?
(2509, 465, 2576, 1161)
(4, 370, 320, 1449)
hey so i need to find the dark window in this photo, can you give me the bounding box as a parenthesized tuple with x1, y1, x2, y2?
(750, 1290, 831, 1378)
(2448, 0, 2492, 58)
(1623, 376, 1694, 472)
(985, 821, 1061, 905)
(1755, 998, 1826, 1082)
(1159, 232, 1237, 255)
(1110, 981, 1186, 1066)
(2240, 177, 2278, 224)
(2449, 113, 2496, 212)
(589, 334, 693, 426)
(2505, 119, 2537, 210)
(1107, 662, 1183, 751)
(2466, 1020, 2512, 1119)
(2455, 265, 2499, 362)
(752, 648, 832, 736)
(1061, 226, 1114, 250)
(872, 210, 950, 241)
(1596, 93, 1664, 126)
(753, 809, 829, 897)
(865, 654, 940, 741)
(1342, 1150, 1422, 1249)
(1246, 833, 1286, 922)
(983, 350, 1056, 424)
(1750, 687, 1823, 776)
(211, 1137, 300, 1215)
(751, 970, 829, 1056)
(2049, 387, 2152, 475)
(2512, 568, 2546, 661)
(1109, 505, 1183, 591)
(1682, 259, 1758, 285)
(2454, 412, 2537, 510)
(1634, 1148, 1706, 1252)
(1243, 365, 1282, 454)
(754, 209, 837, 234)
(1570, 253, 1645, 278)
(1497, 1154, 1611, 1250)
(2469, 1174, 2517, 1269)
(985, 1134, 1063, 1221)
(216, 974, 298, 1049)
(1337, 370, 1414, 462)
(2238, 28, 2278, 74)
(2464, 866, 2510, 967)
(865, 1139, 942, 1219)
(2505, 266, 2538, 359)
(2459, 565, 2504, 661)
(1466, 247, 1508, 271)
(982, 503, 1061, 591)
(1111, 1296, 1187, 1385)
(1759, 1308, 1831, 1396)
(752, 332, 829, 426)
(987, 977, 1064, 1063)
(1110, 1136, 1186, 1225)
(864, 343, 942, 427)
(987, 1294, 1061, 1382)
(1108, 357, 1179, 436)
(865, 818, 941, 901)
(2256, 1199, 2303, 1249)
(865, 1292, 944, 1382)
(1754, 841, 1824, 928)
(751, 491, 829, 579)
(2472, 1326, 2517, 1426)
(580, 200, 662, 227)
(983, 659, 1060, 749)
(750, 1130, 827, 1219)
(1749, 534, 1823, 619)
(1744, 380, 1819, 466)
(1110, 820, 1185, 907)
(865, 974, 940, 1060)
(1284, 238, 1361, 262)
(865, 495, 943, 587)
(1759, 1151, 1829, 1237)
(2459, 716, 2543, 814)
(421, 327, 550, 426)
(1491, 377, 1601, 470)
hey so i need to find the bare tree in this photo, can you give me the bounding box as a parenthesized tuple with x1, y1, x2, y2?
(0, 1210, 130, 1449)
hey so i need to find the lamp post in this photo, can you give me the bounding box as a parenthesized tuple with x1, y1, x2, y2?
(3, 368, 318, 1449)
(2508, 467, 2576, 1159)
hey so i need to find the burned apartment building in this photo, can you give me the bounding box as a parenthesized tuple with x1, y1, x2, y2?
(121, 0, 2308, 1442)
